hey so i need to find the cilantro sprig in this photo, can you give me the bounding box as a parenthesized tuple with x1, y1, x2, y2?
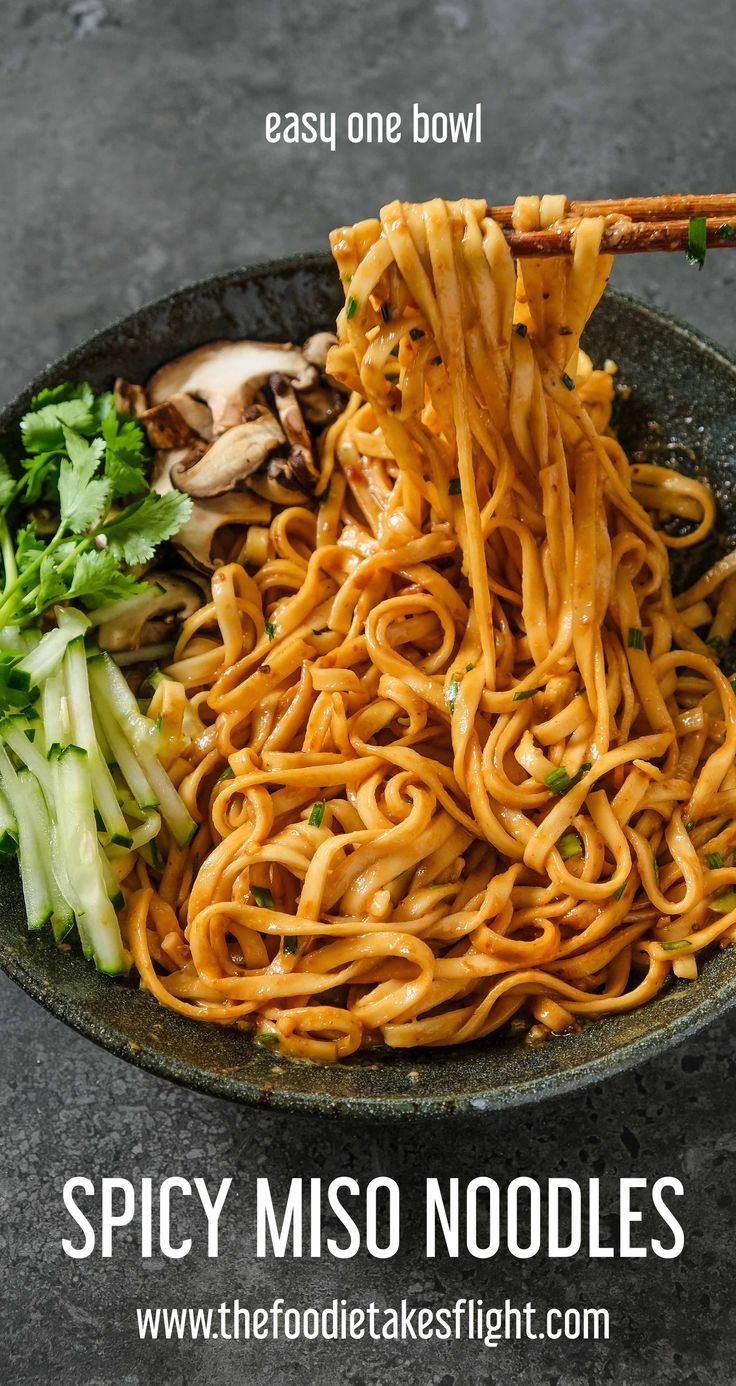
(0, 384, 192, 628)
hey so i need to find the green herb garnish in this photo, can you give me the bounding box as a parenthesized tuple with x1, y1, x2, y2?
(513, 686, 543, 702)
(628, 626, 645, 650)
(614, 882, 627, 901)
(545, 762, 592, 796)
(706, 852, 725, 870)
(513, 323, 528, 337)
(346, 296, 358, 319)
(558, 832, 583, 860)
(217, 765, 235, 782)
(717, 223, 736, 241)
(561, 372, 575, 391)
(309, 801, 325, 827)
(661, 939, 692, 951)
(446, 677, 460, 715)
(252, 885, 275, 909)
(686, 216, 707, 269)
(254, 1031, 280, 1050)
(448, 477, 462, 495)
(264, 620, 275, 642)
(283, 936, 298, 955)
(712, 889, 736, 913)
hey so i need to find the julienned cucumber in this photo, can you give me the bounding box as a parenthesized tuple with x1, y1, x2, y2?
(0, 605, 197, 976)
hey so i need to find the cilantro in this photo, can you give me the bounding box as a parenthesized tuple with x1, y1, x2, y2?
(0, 383, 190, 629)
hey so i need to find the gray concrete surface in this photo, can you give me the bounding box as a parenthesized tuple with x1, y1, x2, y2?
(1, 1, 736, 1382)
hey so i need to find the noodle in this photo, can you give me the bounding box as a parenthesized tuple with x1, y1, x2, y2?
(122, 195, 736, 1063)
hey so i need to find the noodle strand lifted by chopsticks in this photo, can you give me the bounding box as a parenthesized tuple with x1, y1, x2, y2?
(121, 196, 736, 1062)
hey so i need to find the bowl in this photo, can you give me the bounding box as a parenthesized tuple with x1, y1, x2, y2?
(2, 254, 736, 1117)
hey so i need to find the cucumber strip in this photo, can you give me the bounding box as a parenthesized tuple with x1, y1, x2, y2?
(18, 611, 89, 688)
(41, 667, 70, 748)
(52, 746, 129, 975)
(98, 846, 125, 911)
(17, 769, 74, 939)
(93, 697, 158, 809)
(1, 723, 53, 793)
(0, 747, 54, 931)
(63, 639, 133, 846)
(0, 785, 18, 852)
(85, 583, 166, 629)
(91, 708, 114, 766)
(129, 741, 197, 847)
(88, 653, 158, 751)
(106, 809, 161, 855)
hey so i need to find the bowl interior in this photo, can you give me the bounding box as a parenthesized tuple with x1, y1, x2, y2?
(2, 256, 736, 1116)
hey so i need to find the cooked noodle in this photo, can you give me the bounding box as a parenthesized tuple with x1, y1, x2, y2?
(121, 196, 736, 1062)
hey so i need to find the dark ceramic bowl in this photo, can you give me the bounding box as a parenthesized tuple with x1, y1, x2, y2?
(2, 255, 736, 1118)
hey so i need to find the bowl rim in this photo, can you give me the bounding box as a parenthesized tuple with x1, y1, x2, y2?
(2, 255, 736, 1119)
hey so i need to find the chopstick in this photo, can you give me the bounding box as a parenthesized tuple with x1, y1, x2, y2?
(486, 194, 736, 256)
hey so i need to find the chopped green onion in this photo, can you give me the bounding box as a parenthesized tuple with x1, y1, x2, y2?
(513, 686, 543, 702)
(309, 801, 325, 827)
(719, 819, 733, 834)
(217, 765, 235, 782)
(252, 885, 275, 909)
(380, 302, 391, 322)
(465, 663, 474, 672)
(546, 767, 573, 796)
(283, 935, 298, 955)
(254, 1031, 280, 1049)
(545, 762, 591, 796)
(627, 626, 645, 650)
(708, 635, 725, 655)
(711, 889, 736, 913)
(558, 831, 582, 860)
(561, 372, 575, 391)
(706, 852, 725, 870)
(513, 322, 528, 337)
(446, 677, 460, 715)
(686, 216, 707, 269)
(264, 620, 275, 642)
(685, 820, 695, 832)
(614, 882, 627, 901)
(346, 296, 358, 319)
(717, 223, 736, 241)
(661, 939, 692, 951)
(448, 477, 462, 495)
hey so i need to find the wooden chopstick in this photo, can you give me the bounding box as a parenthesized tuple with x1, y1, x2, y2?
(485, 194, 736, 256)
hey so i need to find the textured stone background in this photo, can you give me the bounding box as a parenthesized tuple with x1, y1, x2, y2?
(1, 1, 736, 1382)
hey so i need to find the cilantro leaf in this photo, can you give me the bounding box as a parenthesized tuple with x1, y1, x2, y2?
(30, 382, 94, 412)
(21, 398, 95, 454)
(103, 490, 193, 566)
(67, 549, 147, 606)
(101, 413, 149, 498)
(58, 427, 111, 532)
(0, 456, 16, 514)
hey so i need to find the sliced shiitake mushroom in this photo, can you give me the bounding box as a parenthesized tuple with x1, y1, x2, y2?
(151, 447, 272, 571)
(147, 339, 309, 435)
(171, 406, 284, 497)
(114, 377, 148, 418)
(92, 572, 206, 652)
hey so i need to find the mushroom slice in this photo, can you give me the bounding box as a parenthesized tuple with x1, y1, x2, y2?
(269, 373, 320, 491)
(246, 469, 309, 507)
(151, 446, 272, 571)
(147, 339, 309, 435)
(114, 378, 148, 418)
(175, 491, 273, 572)
(92, 573, 205, 653)
(303, 332, 338, 371)
(171, 406, 285, 497)
(141, 400, 198, 450)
